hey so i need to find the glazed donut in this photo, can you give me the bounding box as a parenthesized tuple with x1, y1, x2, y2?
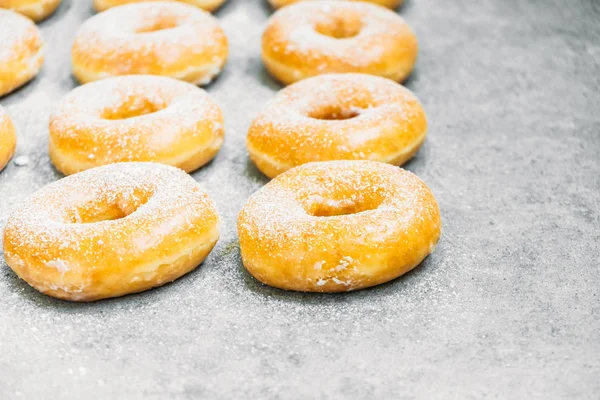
(262, 1, 417, 85)
(94, 0, 227, 13)
(0, 0, 61, 21)
(247, 73, 427, 178)
(238, 160, 441, 292)
(72, 1, 228, 85)
(0, 105, 17, 171)
(49, 75, 224, 176)
(269, 0, 403, 10)
(0, 9, 44, 97)
(3, 162, 220, 301)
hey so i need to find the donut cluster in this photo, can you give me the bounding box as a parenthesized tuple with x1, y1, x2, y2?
(1, 0, 441, 301)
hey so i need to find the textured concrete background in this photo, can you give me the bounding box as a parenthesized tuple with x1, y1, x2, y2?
(1, 0, 599, 398)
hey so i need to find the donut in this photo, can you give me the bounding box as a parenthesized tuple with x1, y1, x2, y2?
(93, 0, 227, 13)
(72, 1, 228, 85)
(49, 75, 224, 176)
(0, 105, 17, 171)
(3, 162, 220, 301)
(262, 1, 417, 85)
(269, 0, 403, 10)
(0, 9, 44, 97)
(0, 0, 61, 21)
(238, 160, 441, 292)
(247, 73, 427, 178)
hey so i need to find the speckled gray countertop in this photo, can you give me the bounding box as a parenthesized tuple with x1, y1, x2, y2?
(1, 0, 599, 398)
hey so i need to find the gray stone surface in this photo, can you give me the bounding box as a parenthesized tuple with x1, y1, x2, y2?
(1, 0, 599, 398)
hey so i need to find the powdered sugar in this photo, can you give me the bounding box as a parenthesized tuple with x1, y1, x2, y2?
(0, 10, 41, 62)
(263, 1, 416, 77)
(238, 160, 442, 291)
(45, 259, 70, 274)
(1, 0, 62, 22)
(269, 0, 403, 8)
(13, 156, 29, 166)
(3, 162, 220, 299)
(72, 1, 228, 85)
(0, 9, 44, 96)
(49, 75, 224, 172)
(94, 0, 227, 12)
(4, 162, 218, 266)
(247, 73, 427, 175)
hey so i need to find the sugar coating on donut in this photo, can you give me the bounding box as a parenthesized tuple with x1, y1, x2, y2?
(3, 162, 220, 300)
(6, 163, 210, 247)
(238, 160, 441, 292)
(269, 0, 403, 9)
(0, 9, 42, 63)
(94, 0, 227, 12)
(49, 75, 224, 173)
(0, 105, 17, 170)
(0, 0, 62, 21)
(247, 73, 427, 177)
(0, 10, 44, 97)
(72, 2, 228, 84)
(262, 1, 417, 83)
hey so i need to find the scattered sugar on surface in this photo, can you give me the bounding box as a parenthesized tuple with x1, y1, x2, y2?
(13, 156, 30, 166)
(0, 2, 459, 395)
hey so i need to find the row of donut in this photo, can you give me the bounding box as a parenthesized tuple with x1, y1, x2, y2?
(1, 0, 441, 301)
(1, 0, 418, 96)
(0, 0, 404, 22)
(1, 70, 439, 301)
(3, 159, 441, 301)
(0, 71, 427, 177)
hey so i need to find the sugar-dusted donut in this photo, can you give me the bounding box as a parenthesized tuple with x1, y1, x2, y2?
(3, 162, 220, 301)
(0, 105, 17, 171)
(72, 1, 228, 85)
(262, 1, 417, 85)
(247, 73, 427, 178)
(0, 9, 44, 97)
(238, 160, 441, 292)
(49, 75, 224, 175)
(0, 0, 61, 22)
(269, 0, 403, 10)
(93, 0, 227, 13)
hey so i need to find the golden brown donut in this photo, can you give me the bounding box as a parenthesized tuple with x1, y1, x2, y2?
(94, 0, 227, 12)
(238, 160, 441, 292)
(269, 0, 403, 10)
(0, 9, 44, 97)
(0, 0, 61, 21)
(0, 105, 17, 170)
(49, 75, 224, 176)
(3, 162, 220, 301)
(247, 73, 427, 178)
(72, 1, 228, 85)
(262, 1, 417, 85)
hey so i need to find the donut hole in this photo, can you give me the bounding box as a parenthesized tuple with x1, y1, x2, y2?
(308, 107, 362, 121)
(135, 17, 181, 33)
(305, 195, 382, 217)
(101, 98, 167, 120)
(314, 15, 362, 39)
(75, 206, 131, 224)
(65, 189, 153, 224)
